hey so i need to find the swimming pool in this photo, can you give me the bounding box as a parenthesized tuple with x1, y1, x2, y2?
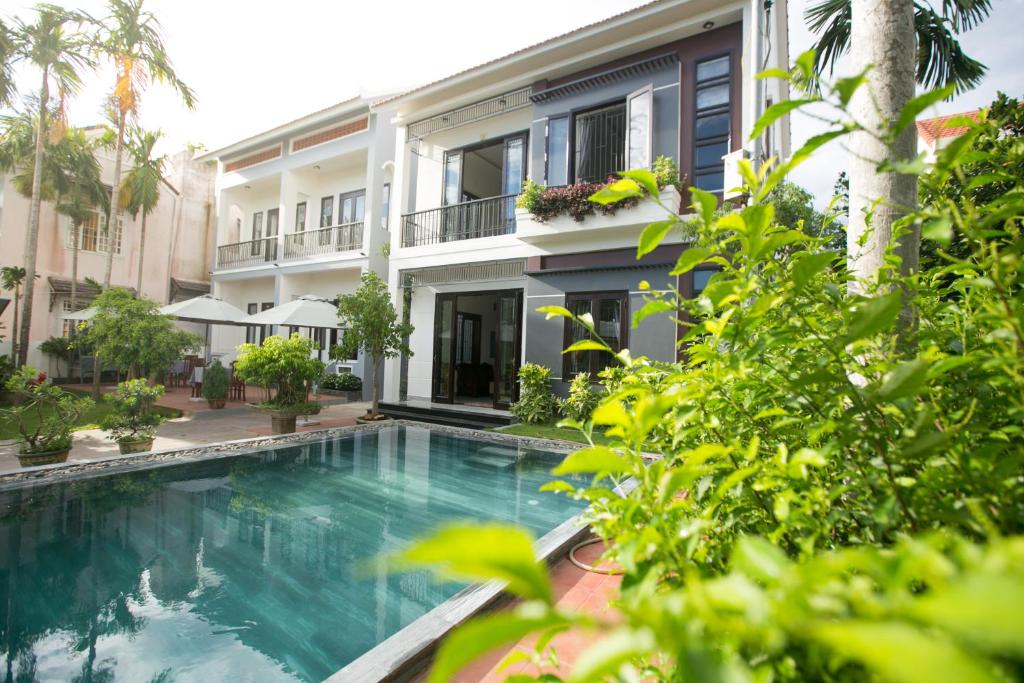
(0, 424, 586, 682)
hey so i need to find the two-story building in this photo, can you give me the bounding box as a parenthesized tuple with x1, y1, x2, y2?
(200, 96, 396, 382)
(380, 0, 791, 416)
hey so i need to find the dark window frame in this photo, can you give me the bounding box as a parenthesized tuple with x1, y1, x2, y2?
(266, 207, 279, 237)
(251, 211, 263, 241)
(338, 188, 367, 224)
(295, 202, 307, 232)
(320, 196, 334, 228)
(570, 99, 627, 184)
(544, 115, 570, 186)
(440, 130, 530, 205)
(692, 53, 732, 193)
(562, 290, 628, 379)
(381, 183, 391, 230)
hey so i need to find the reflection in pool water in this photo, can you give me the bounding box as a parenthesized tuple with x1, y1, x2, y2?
(0, 426, 584, 681)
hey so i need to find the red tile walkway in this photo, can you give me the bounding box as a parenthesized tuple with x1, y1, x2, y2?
(415, 538, 622, 682)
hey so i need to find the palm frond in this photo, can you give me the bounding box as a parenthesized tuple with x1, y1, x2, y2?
(915, 4, 987, 92)
(805, 0, 850, 80)
(941, 0, 992, 31)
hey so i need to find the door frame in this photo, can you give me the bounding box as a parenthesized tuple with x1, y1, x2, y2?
(430, 289, 523, 409)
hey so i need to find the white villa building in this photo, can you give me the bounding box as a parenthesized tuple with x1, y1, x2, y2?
(200, 97, 396, 385)
(200, 0, 791, 417)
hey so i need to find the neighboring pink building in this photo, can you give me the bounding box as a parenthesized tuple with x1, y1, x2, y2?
(916, 109, 981, 157)
(0, 129, 217, 371)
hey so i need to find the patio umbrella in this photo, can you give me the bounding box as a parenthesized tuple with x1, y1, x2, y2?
(238, 295, 340, 329)
(62, 306, 98, 322)
(159, 294, 248, 361)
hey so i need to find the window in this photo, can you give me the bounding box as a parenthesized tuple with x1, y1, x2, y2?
(245, 303, 259, 344)
(574, 102, 626, 183)
(320, 196, 333, 227)
(295, 202, 307, 232)
(693, 268, 718, 296)
(545, 116, 569, 186)
(625, 85, 654, 171)
(78, 212, 100, 252)
(381, 183, 391, 230)
(250, 212, 264, 256)
(339, 189, 365, 224)
(563, 291, 627, 378)
(61, 298, 76, 337)
(266, 208, 279, 237)
(694, 55, 732, 193)
(97, 216, 123, 255)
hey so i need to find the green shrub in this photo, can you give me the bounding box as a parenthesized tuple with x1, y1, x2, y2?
(234, 333, 325, 408)
(509, 363, 556, 424)
(1, 367, 93, 452)
(396, 85, 1024, 682)
(39, 336, 74, 378)
(100, 379, 165, 442)
(322, 372, 362, 391)
(651, 154, 682, 190)
(557, 372, 600, 422)
(201, 359, 229, 401)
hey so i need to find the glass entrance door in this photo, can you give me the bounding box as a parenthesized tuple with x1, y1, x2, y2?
(493, 290, 523, 409)
(431, 294, 457, 403)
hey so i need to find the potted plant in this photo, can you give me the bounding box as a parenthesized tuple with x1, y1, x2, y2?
(99, 379, 166, 454)
(336, 272, 413, 423)
(234, 333, 325, 434)
(202, 359, 229, 409)
(0, 367, 94, 467)
(320, 371, 362, 402)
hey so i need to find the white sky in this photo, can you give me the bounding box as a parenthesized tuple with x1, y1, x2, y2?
(4, 0, 1024, 206)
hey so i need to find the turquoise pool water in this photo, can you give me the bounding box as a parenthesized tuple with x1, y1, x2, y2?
(0, 426, 585, 682)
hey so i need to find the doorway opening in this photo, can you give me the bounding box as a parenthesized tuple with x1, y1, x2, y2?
(432, 290, 523, 410)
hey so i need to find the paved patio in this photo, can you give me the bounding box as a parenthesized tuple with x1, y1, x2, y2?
(415, 539, 623, 683)
(0, 384, 371, 473)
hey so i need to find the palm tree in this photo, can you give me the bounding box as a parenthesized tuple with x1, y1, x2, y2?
(120, 127, 164, 295)
(0, 19, 16, 107)
(0, 267, 26, 364)
(97, 0, 196, 290)
(4, 4, 94, 367)
(806, 0, 993, 93)
(53, 129, 108, 319)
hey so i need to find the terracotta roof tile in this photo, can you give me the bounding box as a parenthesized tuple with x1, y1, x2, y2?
(916, 110, 980, 144)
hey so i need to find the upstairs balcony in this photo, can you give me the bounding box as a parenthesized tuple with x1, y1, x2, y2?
(400, 194, 517, 248)
(283, 222, 363, 259)
(216, 237, 278, 269)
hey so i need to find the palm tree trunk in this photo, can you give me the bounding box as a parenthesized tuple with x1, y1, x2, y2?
(847, 0, 919, 295)
(135, 210, 147, 295)
(10, 286, 19, 367)
(17, 68, 49, 368)
(70, 220, 79, 315)
(103, 110, 126, 288)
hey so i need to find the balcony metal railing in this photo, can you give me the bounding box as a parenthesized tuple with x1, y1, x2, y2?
(401, 194, 517, 247)
(283, 222, 363, 259)
(217, 237, 278, 268)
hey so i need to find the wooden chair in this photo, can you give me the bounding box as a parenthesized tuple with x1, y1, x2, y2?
(229, 362, 246, 402)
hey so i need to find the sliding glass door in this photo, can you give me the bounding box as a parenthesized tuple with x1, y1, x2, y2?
(493, 290, 523, 409)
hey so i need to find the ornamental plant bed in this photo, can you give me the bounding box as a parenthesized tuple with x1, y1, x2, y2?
(0, 367, 93, 467)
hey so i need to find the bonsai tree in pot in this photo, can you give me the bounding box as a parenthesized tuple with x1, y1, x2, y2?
(1, 367, 94, 467)
(201, 359, 229, 409)
(336, 272, 413, 422)
(234, 333, 324, 434)
(100, 380, 166, 454)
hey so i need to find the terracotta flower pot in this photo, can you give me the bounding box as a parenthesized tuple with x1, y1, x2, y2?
(17, 448, 70, 467)
(355, 413, 393, 425)
(270, 413, 297, 434)
(207, 399, 227, 409)
(118, 437, 155, 454)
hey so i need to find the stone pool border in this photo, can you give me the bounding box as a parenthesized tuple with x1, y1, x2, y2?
(0, 420, 636, 682)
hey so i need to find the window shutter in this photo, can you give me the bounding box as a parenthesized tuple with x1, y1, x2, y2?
(625, 84, 654, 170)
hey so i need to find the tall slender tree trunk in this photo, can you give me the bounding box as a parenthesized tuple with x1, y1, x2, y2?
(103, 110, 126, 288)
(371, 355, 380, 417)
(847, 0, 919, 294)
(70, 219, 80, 377)
(10, 286, 19, 366)
(135, 211, 147, 295)
(17, 69, 50, 368)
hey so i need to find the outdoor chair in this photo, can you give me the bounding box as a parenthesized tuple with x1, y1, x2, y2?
(229, 362, 246, 402)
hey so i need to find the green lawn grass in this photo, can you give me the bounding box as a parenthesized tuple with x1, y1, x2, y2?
(0, 389, 181, 441)
(491, 422, 614, 446)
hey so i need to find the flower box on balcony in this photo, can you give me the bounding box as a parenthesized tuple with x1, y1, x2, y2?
(515, 186, 682, 242)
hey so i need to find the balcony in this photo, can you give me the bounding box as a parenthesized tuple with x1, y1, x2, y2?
(401, 194, 517, 248)
(283, 222, 363, 259)
(514, 186, 682, 242)
(216, 237, 278, 268)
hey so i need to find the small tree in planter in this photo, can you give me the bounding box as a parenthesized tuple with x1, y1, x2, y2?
(100, 380, 166, 454)
(0, 367, 94, 466)
(336, 272, 413, 421)
(234, 333, 325, 434)
(201, 359, 229, 409)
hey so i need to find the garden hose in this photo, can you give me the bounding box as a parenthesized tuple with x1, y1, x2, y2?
(568, 537, 623, 576)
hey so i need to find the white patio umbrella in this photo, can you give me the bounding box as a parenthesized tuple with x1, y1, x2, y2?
(238, 295, 340, 329)
(159, 294, 248, 361)
(62, 306, 98, 322)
